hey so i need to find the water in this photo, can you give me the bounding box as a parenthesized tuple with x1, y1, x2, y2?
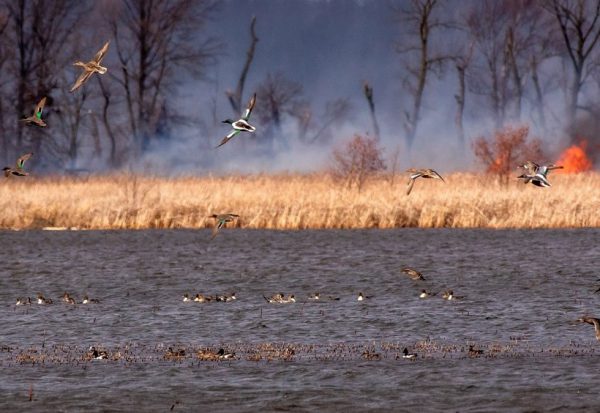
(1, 229, 600, 411)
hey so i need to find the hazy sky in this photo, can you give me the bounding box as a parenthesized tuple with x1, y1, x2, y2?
(154, 0, 576, 173)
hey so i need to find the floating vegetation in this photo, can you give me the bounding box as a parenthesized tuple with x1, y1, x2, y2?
(1, 340, 597, 367)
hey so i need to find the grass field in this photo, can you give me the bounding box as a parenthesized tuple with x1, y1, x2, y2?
(1, 172, 599, 229)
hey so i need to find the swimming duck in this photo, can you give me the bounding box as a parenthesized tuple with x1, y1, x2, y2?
(406, 168, 445, 195)
(82, 295, 100, 304)
(36, 294, 53, 304)
(402, 267, 425, 281)
(517, 161, 563, 187)
(16, 297, 31, 306)
(419, 289, 436, 299)
(264, 293, 285, 303)
(70, 41, 110, 92)
(194, 293, 211, 303)
(61, 292, 76, 304)
(468, 345, 484, 356)
(197, 348, 236, 361)
(577, 317, 600, 342)
(182, 293, 192, 302)
(3, 153, 33, 177)
(442, 290, 463, 300)
(165, 347, 186, 360)
(216, 93, 257, 148)
(20, 97, 47, 127)
(87, 346, 108, 360)
(209, 213, 240, 240)
(402, 348, 417, 359)
(281, 294, 296, 303)
(309, 293, 320, 300)
(215, 293, 236, 302)
(357, 292, 372, 301)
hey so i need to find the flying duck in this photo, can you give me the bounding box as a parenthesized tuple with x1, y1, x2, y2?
(577, 317, 600, 342)
(216, 93, 257, 147)
(517, 161, 563, 187)
(402, 267, 425, 281)
(209, 213, 240, 240)
(70, 41, 110, 92)
(406, 168, 445, 195)
(21, 97, 47, 127)
(3, 153, 33, 177)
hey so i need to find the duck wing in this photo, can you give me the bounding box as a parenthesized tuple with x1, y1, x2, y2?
(407, 177, 416, 195)
(429, 169, 445, 182)
(216, 129, 240, 148)
(35, 98, 46, 119)
(16, 153, 33, 169)
(242, 93, 256, 120)
(93, 41, 110, 64)
(70, 70, 93, 92)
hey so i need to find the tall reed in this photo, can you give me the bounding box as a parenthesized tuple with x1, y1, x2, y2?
(1, 172, 599, 229)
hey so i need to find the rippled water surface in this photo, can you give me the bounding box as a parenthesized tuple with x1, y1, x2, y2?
(1, 229, 600, 411)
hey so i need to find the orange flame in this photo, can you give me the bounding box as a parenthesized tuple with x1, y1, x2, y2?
(556, 141, 593, 173)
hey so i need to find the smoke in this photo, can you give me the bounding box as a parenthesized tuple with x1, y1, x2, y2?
(126, 0, 597, 174)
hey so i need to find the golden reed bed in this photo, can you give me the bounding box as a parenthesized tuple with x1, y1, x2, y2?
(1, 172, 599, 229)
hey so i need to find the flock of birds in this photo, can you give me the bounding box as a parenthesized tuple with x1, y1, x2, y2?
(15, 292, 99, 306)
(4, 41, 600, 348)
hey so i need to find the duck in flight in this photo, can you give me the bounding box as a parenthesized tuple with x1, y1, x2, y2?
(70, 41, 110, 92)
(402, 267, 425, 281)
(406, 168, 445, 195)
(517, 161, 563, 187)
(216, 93, 257, 148)
(209, 213, 239, 240)
(577, 316, 600, 342)
(21, 97, 47, 127)
(3, 153, 33, 177)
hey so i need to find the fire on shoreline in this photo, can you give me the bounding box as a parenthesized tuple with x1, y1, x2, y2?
(556, 141, 593, 173)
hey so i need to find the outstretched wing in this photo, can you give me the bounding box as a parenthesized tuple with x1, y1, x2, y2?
(242, 93, 256, 120)
(406, 177, 416, 196)
(429, 169, 445, 182)
(16, 152, 33, 169)
(35, 98, 46, 120)
(94, 41, 110, 64)
(70, 70, 93, 92)
(216, 129, 240, 148)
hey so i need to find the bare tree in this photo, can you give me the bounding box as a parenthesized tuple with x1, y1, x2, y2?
(3, 0, 85, 160)
(103, 0, 220, 157)
(254, 72, 303, 148)
(543, 0, 600, 127)
(453, 42, 473, 146)
(226, 16, 258, 116)
(363, 82, 380, 141)
(472, 125, 543, 184)
(396, 0, 453, 150)
(331, 134, 386, 191)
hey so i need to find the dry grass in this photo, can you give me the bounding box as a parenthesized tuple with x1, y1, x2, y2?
(1, 172, 600, 229)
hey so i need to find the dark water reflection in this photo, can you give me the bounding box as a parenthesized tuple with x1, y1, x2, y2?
(1, 229, 600, 411)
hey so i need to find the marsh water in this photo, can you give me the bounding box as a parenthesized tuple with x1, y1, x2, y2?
(1, 229, 599, 411)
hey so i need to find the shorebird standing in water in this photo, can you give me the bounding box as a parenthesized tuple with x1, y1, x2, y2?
(21, 97, 47, 127)
(577, 317, 600, 342)
(3, 153, 33, 177)
(406, 168, 445, 195)
(216, 93, 257, 147)
(209, 213, 240, 240)
(70, 41, 110, 92)
(402, 267, 425, 281)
